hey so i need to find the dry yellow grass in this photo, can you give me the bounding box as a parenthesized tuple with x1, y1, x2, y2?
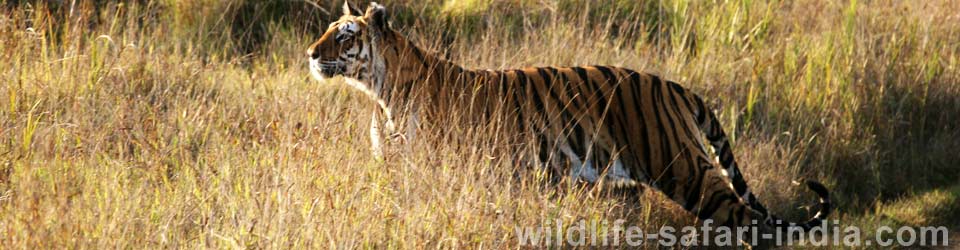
(1, 0, 959, 248)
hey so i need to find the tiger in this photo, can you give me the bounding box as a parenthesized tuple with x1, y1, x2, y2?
(307, 2, 832, 232)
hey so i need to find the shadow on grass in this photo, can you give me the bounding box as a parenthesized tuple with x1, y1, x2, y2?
(879, 184, 960, 228)
(761, 75, 960, 222)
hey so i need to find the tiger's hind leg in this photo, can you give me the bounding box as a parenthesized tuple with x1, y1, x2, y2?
(559, 143, 643, 190)
(558, 142, 599, 183)
(602, 158, 639, 188)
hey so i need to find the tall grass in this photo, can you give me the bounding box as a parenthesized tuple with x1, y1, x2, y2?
(1, 0, 958, 248)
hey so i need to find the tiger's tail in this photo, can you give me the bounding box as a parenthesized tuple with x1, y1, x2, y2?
(693, 94, 832, 231)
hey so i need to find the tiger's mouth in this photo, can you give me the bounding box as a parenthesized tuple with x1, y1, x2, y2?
(309, 59, 347, 81)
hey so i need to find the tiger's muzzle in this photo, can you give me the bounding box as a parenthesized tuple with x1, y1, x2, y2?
(308, 58, 347, 81)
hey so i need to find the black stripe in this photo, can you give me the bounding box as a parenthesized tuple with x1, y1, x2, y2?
(668, 82, 701, 128)
(648, 77, 676, 195)
(577, 67, 614, 167)
(695, 96, 708, 126)
(498, 72, 509, 97)
(545, 68, 583, 157)
(628, 71, 652, 172)
(604, 68, 639, 168)
(410, 47, 430, 70)
(595, 65, 621, 134)
(683, 160, 707, 210)
(577, 67, 609, 121)
(538, 135, 552, 163)
(664, 83, 706, 160)
(655, 76, 701, 201)
(705, 121, 725, 141)
(555, 68, 583, 111)
(595, 66, 623, 154)
(515, 70, 544, 113)
(538, 68, 578, 133)
(667, 81, 686, 95)
(571, 67, 597, 114)
(536, 68, 562, 109)
(719, 143, 734, 167)
(569, 68, 595, 157)
(667, 82, 694, 112)
(595, 66, 617, 83)
(748, 193, 769, 215)
(509, 71, 527, 130)
(650, 75, 694, 197)
(571, 67, 596, 114)
(661, 88, 705, 209)
(593, 78, 611, 120)
(730, 169, 749, 198)
(554, 68, 587, 141)
(480, 72, 494, 119)
(572, 67, 590, 83)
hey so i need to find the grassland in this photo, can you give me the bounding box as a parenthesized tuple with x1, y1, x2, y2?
(1, 0, 959, 248)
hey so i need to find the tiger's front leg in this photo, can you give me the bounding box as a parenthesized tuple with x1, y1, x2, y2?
(369, 106, 418, 160)
(392, 107, 418, 157)
(369, 113, 385, 160)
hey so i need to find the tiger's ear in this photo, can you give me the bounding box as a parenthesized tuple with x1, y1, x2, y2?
(342, 1, 363, 16)
(364, 2, 390, 33)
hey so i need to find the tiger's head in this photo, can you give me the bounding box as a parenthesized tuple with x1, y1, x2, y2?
(307, 2, 391, 95)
